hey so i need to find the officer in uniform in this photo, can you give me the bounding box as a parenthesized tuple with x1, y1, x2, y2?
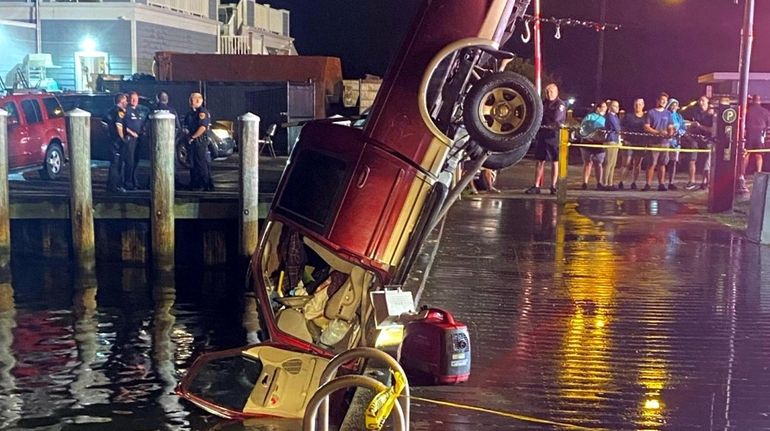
(105, 93, 128, 193)
(183, 92, 214, 191)
(156, 91, 181, 134)
(122, 91, 148, 190)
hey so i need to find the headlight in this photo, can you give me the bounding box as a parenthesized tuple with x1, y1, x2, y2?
(211, 129, 230, 140)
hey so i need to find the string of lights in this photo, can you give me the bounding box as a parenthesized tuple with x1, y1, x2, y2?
(519, 14, 621, 41)
(521, 14, 622, 32)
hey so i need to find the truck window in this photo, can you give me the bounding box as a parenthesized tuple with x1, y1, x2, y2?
(2, 102, 20, 124)
(42, 97, 64, 119)
(277, 150, 349, 233)
(21, 100, 43, 124)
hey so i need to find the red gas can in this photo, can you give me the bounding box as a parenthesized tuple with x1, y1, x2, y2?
(399, 308, 471, 384)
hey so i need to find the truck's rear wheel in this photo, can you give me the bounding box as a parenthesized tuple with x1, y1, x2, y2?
(463, 71, 542, 153)
(40, 143, 64, 180)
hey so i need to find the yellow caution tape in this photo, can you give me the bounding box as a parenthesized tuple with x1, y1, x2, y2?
(745, 148, 770, 153)
(569, 142, 709, 153)
(364, 371, 406, 430)
(405, 395, 601, 430)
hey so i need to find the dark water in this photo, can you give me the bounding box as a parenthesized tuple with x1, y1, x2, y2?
(0, 257, 289, 431)
(415, 198, 770, 430)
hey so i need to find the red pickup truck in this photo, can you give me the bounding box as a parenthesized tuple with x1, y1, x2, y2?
(1, 91, 68, 179)
(178, 0, 540, 420)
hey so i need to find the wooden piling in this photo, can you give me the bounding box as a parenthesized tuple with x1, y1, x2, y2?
(0, 109, 10, 258)
(239, 113, 260, 259)
(150, 110, 176, 271)
(66, 109, 95, 269)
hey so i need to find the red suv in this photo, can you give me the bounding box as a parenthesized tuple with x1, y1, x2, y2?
(1, 91, 68, 179)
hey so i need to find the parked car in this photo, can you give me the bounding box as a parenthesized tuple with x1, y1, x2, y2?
(1, 91, 68, 179)
(56, 92, 235, 164)
(178, 0, 541, 420)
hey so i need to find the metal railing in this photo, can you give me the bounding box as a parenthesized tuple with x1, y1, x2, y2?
(147, 0, 208, 18)
(219, 35, 252, 55)
(254, 2, 288, 36)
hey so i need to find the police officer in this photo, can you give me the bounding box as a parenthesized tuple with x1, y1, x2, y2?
(105, 93, 128, 193)
(123, 91, 148, 190)
(183, 92, 214, 191)
(156, 91, 181, 134)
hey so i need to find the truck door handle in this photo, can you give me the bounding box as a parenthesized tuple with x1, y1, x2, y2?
(356, 166, 370, 189)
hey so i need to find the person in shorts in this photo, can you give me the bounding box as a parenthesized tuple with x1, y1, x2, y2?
(618, 98, 647, 190)
(579, 101, 608, 190)
(683, 96, 715, 190)
(643, 92, 674, 191)
(742, 95, 770, 178)
(665, 98, 686, 190)
(525, 83, 566, 195)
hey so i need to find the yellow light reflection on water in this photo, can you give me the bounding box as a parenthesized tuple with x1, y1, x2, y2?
(554, 203, 671, 427)
(557, 205, 614, 402)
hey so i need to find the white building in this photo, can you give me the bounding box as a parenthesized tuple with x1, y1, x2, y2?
(0, 0, 294, 91)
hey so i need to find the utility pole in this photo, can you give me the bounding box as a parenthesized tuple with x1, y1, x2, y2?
(737, 0, 755, 151)
(35, 0, 42, 53)
(533, 0, 542, 95)
(594, 0, 607, 102)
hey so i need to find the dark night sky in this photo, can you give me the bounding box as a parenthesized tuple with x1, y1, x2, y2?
(268, 0, 770, 108)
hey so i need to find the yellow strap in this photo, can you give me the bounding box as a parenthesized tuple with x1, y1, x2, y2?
(406, 394, 600, 430)
(745, 148, 770, 153)
(569, 143, 709, 153)
(364, 371, 406, 430)
(277, 270, 285, 298)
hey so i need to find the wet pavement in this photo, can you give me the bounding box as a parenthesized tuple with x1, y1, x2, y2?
(412, 196, 770, 430)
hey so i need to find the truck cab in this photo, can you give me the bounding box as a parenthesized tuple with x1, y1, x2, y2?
(1, 91, 68, 179)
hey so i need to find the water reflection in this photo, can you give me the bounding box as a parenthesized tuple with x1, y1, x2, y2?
(0, 268, 21, 428)
(70, 268, 111, 410)
(151, 269, 188, 427)
(415, 198, 770, 430)
(557, 205, 615, 413)
(0, 257, 294, 430)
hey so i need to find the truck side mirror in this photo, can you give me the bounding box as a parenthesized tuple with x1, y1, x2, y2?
(6, 116, 19, 127)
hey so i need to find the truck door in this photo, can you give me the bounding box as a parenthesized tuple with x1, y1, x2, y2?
(328, 143, 411, 261)
(3, 101, 29, 169)
(19, 99, 45, 168)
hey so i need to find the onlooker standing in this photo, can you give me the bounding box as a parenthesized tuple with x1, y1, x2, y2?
(741, 95, 770, 181)
(579, 101, 608, 190)
(602, 100, 622, 190)
(618, 98, 647, 190)
(184, 92, 214, 191)
(122, 91, 148, 190)
(525, 83, 566, 195)
(643, 92, 674, 191)
(683, 96, 714, 190)
(665, 98, 686, 190)
(105, 93, 128, 193)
